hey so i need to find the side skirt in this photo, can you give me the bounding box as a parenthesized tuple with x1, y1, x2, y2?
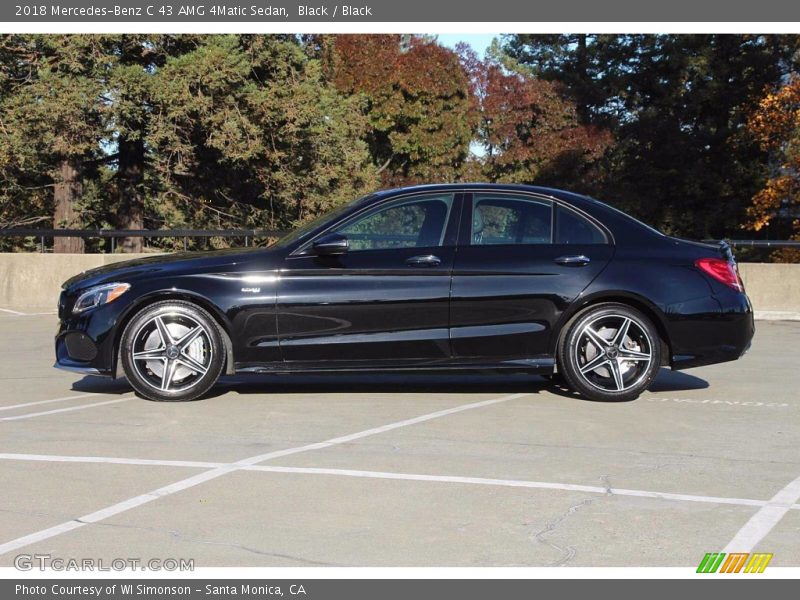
(234, 357, 555, 375)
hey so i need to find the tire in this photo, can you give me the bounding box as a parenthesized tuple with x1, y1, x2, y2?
(557, 303, 661, 402)
(120, 300, 225, 402)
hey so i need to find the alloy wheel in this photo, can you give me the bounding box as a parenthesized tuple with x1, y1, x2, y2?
(573, 314, 653, 392)
(130, 312, 213, 393)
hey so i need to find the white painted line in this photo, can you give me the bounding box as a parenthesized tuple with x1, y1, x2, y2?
(243, 465, 800, 511)
(0, 397, 134, 422)
(1, 451, 798, 512)
(723, 474, 800, 552)
(235, 393, 532, 466)
(0, 393, 97, 412)
(0, 522, 87, 555)
(0, 307, 56, 316)
(0, 392, 527, 556)
(645, 397, 791, 408)
(0, 453, 225, 469)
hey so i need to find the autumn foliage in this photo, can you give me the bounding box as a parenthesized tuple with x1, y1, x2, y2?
(746, 78, 800, 231)
(458, 45, 612, 184)
(331, 35, 476, 185)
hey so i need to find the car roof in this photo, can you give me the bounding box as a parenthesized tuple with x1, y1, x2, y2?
(373, 182, 575, 197)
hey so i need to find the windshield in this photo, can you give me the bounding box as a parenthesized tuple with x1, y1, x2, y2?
(271, 194, 378, 248)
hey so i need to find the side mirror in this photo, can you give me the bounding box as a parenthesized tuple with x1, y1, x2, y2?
(312, 233, 349, 256)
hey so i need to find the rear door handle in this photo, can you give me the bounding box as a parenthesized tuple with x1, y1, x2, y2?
(406, 254, 442, 267)
(554, 254, 591, 266)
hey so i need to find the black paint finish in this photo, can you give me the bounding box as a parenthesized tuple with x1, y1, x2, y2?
(55, 184, 754, 379)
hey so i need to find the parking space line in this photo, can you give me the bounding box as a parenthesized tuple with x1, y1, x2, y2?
(0, 453, 225, 469)
(723, 474, 800, 552)
(239, 393, 531, 465)
(0, 392, 528, 556)
(0, 393, 97, 412)
(0, 308, 56, 316)
(1, 452, 798, 512)
(243, 465, 800, 510)
(0, 397, 134, 422)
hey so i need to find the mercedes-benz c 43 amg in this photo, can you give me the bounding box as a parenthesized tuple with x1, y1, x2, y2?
(55, 184, 754, 402)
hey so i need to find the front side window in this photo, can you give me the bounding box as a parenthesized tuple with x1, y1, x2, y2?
(335, 194, 454, 251)
(471, 194, 553, 245)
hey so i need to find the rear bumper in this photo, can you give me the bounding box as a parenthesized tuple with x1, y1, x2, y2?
(668, 290, 755, 370)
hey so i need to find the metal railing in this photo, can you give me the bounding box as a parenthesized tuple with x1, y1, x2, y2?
(727, 240, 800, 248)
(0, 228, 797, 253)
(0, 228, 287, 252)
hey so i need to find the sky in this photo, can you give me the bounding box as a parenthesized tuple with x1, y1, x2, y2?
(435, 34, 503, 157)
(435, 33, 502, 56)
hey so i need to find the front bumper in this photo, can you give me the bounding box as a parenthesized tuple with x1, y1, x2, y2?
(53, 360, 104, 376)
(54, 290, 127, 377)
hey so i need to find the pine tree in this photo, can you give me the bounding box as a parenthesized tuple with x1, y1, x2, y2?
(0, 35, 106, 252)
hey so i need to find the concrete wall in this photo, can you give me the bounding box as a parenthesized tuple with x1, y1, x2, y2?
(0, 253, 798, 315)
(738, 263, 800, 314)
(0, 253, 155, 308)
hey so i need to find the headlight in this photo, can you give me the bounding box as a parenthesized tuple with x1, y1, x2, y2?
(72, 283, 131, 314)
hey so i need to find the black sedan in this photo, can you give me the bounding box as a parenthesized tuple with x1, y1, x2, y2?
(55, 184, 754, 402)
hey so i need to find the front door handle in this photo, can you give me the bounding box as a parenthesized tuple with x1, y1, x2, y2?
(406, 254, 442, 267)
(554, 254, 591, 266)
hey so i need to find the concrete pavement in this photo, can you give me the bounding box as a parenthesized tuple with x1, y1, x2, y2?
(0, 309, 798, 567)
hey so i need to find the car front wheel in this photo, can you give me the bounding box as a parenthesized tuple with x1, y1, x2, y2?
(558, 303, 661, 402)
(120, 300, 225, 402)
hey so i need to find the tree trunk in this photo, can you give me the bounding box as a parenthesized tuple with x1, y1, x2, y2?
(117, 136, 145, 253)
(575, 34, 590, 121)
(53, 159, 84, 254)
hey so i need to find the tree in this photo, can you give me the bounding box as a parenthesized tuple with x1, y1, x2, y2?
(331, 35, 476, 185)
(458, 44, 611, 186)
(0, 35, 107, 252)
(146, 35, 378, 233)
(745, 76, 800, 259)
(504, 34, 800, 239)
(98, 35, 202, 252)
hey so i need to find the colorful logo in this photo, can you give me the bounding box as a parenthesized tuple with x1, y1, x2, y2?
(697, 552, 773, 573)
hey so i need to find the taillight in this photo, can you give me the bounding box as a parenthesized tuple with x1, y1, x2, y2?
(695, 257, 744, 292)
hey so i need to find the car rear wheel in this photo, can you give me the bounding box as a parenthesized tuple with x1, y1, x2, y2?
(558, 303, 661, 402)
(120, 300, 225, 402)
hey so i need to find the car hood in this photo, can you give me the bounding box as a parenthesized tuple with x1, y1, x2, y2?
(62, 247, 275, 292)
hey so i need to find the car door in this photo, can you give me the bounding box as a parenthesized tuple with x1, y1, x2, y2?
(277, 192, 461, 365)
(450, 191, 614, 361)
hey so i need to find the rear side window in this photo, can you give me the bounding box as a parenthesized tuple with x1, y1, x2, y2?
(471, 194, 553, 245)
(556, 205, 607, 244)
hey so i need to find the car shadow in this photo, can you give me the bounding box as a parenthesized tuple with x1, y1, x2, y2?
(69, 367, 708, 402)
(545, 368, 709, 402)
(648, 369, 709, 392)
(71, 376, 134, 394)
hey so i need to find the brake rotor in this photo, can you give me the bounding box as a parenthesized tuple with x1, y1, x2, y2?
(584, 325, 642, 378)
